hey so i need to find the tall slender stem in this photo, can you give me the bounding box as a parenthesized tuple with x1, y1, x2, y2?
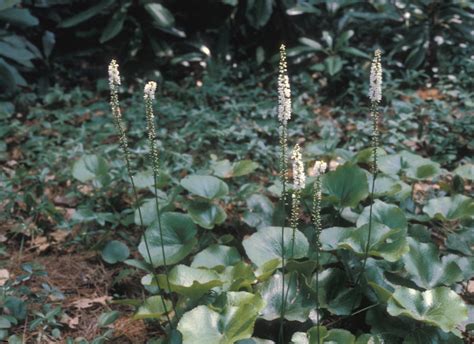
(353, 49, 382, 298)
(144, 84, 177, 321)
(311, 161, 326, 344)
(108, 63, 172, 330)
(278, 125, 288, 344)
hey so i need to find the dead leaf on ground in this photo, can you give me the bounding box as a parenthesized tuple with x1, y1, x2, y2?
(0, 269, 10, 286)
(468, 280, 474, 294)
(71, 296, 112, 309)
(50, 230, 69, 243)
(60, 313, 80, 329)
(31, 236, 49, 252)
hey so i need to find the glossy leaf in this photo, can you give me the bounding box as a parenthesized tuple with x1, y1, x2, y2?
(181, 175, 229, 200)
(134, 296, 172, 320)
(101, 240, 129, 264)
(258, 272, 315, 322)
(178, 292, 264, 344)
(191, 245, 241, 269)
(322, 163, 369, 208)
(320, 223, 408, 262)
(387, 286, 468, 332)
(144, 265, 222, 299)
(423, 195, 474, 221)
(402, 237, 463, 289)
(138, 212, 197, 267)
(188, 201, 227, 229)
(242, 226, 309, 267)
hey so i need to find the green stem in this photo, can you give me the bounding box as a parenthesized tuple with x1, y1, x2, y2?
(152, 171, 177, 320)
(278, 125, 288, 344)
(110, 86, 172, 330)
(354, 171, 377, 287)
(128, 162, 174, 329)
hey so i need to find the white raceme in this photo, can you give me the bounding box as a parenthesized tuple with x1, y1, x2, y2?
(292, 144, 305, 190)
(312, 160, 327, 177)
(144, 81, 157, 100)
(108, 59, 121, 86)
(278, 44, 292, 125)
(369, 49, 382, 103)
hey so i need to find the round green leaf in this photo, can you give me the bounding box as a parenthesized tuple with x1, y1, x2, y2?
(402, 237, 463, 289)
(320, 223, 408, 262)
(134, 296, 172, 320)
(258, 272, 315, 322)
(138, 212, 197, 267)
(177, 292, 264, 344)
(423, 195, 474, 221)
(357, 200, 407, 231)
(454, 164, 474, 181)
(387, 286, 468, 332)
(98, 310, 120, 327)
(101, 240, 129, 264)
(134, 195, 171, 226)
(145, 265, 222, 299)
(379, 151, 441, 180)
(188, 201, 227, 229)
(232, 160, 259, 177)
(72, 154, 109, 186)
(243, 194, 274, 229)
(242, 226, 309, 267)
(322, 163, 369, 208)
(181, 175, 229, 200)
(191, 245, 241, 269)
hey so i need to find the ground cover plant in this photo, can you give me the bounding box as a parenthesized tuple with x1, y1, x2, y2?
(1, 2, 474, 342)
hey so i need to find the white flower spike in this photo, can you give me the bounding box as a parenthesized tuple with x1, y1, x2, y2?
(312, 160, 327, 177)
(292, 144, 305, 190)
(369, 49, 382, 103)
(278, 44, 292, 125)
(108, 59, 121, 87)
(144, 81, 157, 100)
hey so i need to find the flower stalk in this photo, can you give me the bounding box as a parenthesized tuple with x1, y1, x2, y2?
(277, 44, 292, 344)
(108, 60, 173, 329)
(311, 160, 327, 344)
(355, 49, 382, 287)
(144, 81, 177, 323)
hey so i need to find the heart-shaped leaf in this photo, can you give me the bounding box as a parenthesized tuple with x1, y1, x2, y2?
(219, 262, 256, 291)
(357, 200, 407, 231)
(454, 164, 474, 181)
(305, 268, 360, 315)
(191, 245, 241, 269)
(243, 194, 274, 229)
(291, 326, 356, 344)
(387, 286, 468, 332)
(258, 272, 315, 322)
(72, 154, 110, 186)
(134, 296, 172, 320)
(181, 175, 229, 200)
(187, 200, 227, 229)
(378, 151, 440, 180)
(423, 195, 474, 221)
(138, 212, 197, 267)
(101, 240, 129, 264)
(177, 292, 265, 343)
(402, 237, 463, 289)
(143, 265, 222, 299)
(242, 226, 309, 267)
(322, 163, 369, 208)
(320, 223, 408, 262)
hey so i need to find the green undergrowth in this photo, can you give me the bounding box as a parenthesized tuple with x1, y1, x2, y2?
(0, 61, 473, 343)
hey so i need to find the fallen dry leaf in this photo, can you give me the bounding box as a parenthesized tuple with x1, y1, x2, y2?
(71, 296, 111, 309)
(0, 269, 10, 286)
(468, 280, 474, 294)
(50, 230, 69, 243)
